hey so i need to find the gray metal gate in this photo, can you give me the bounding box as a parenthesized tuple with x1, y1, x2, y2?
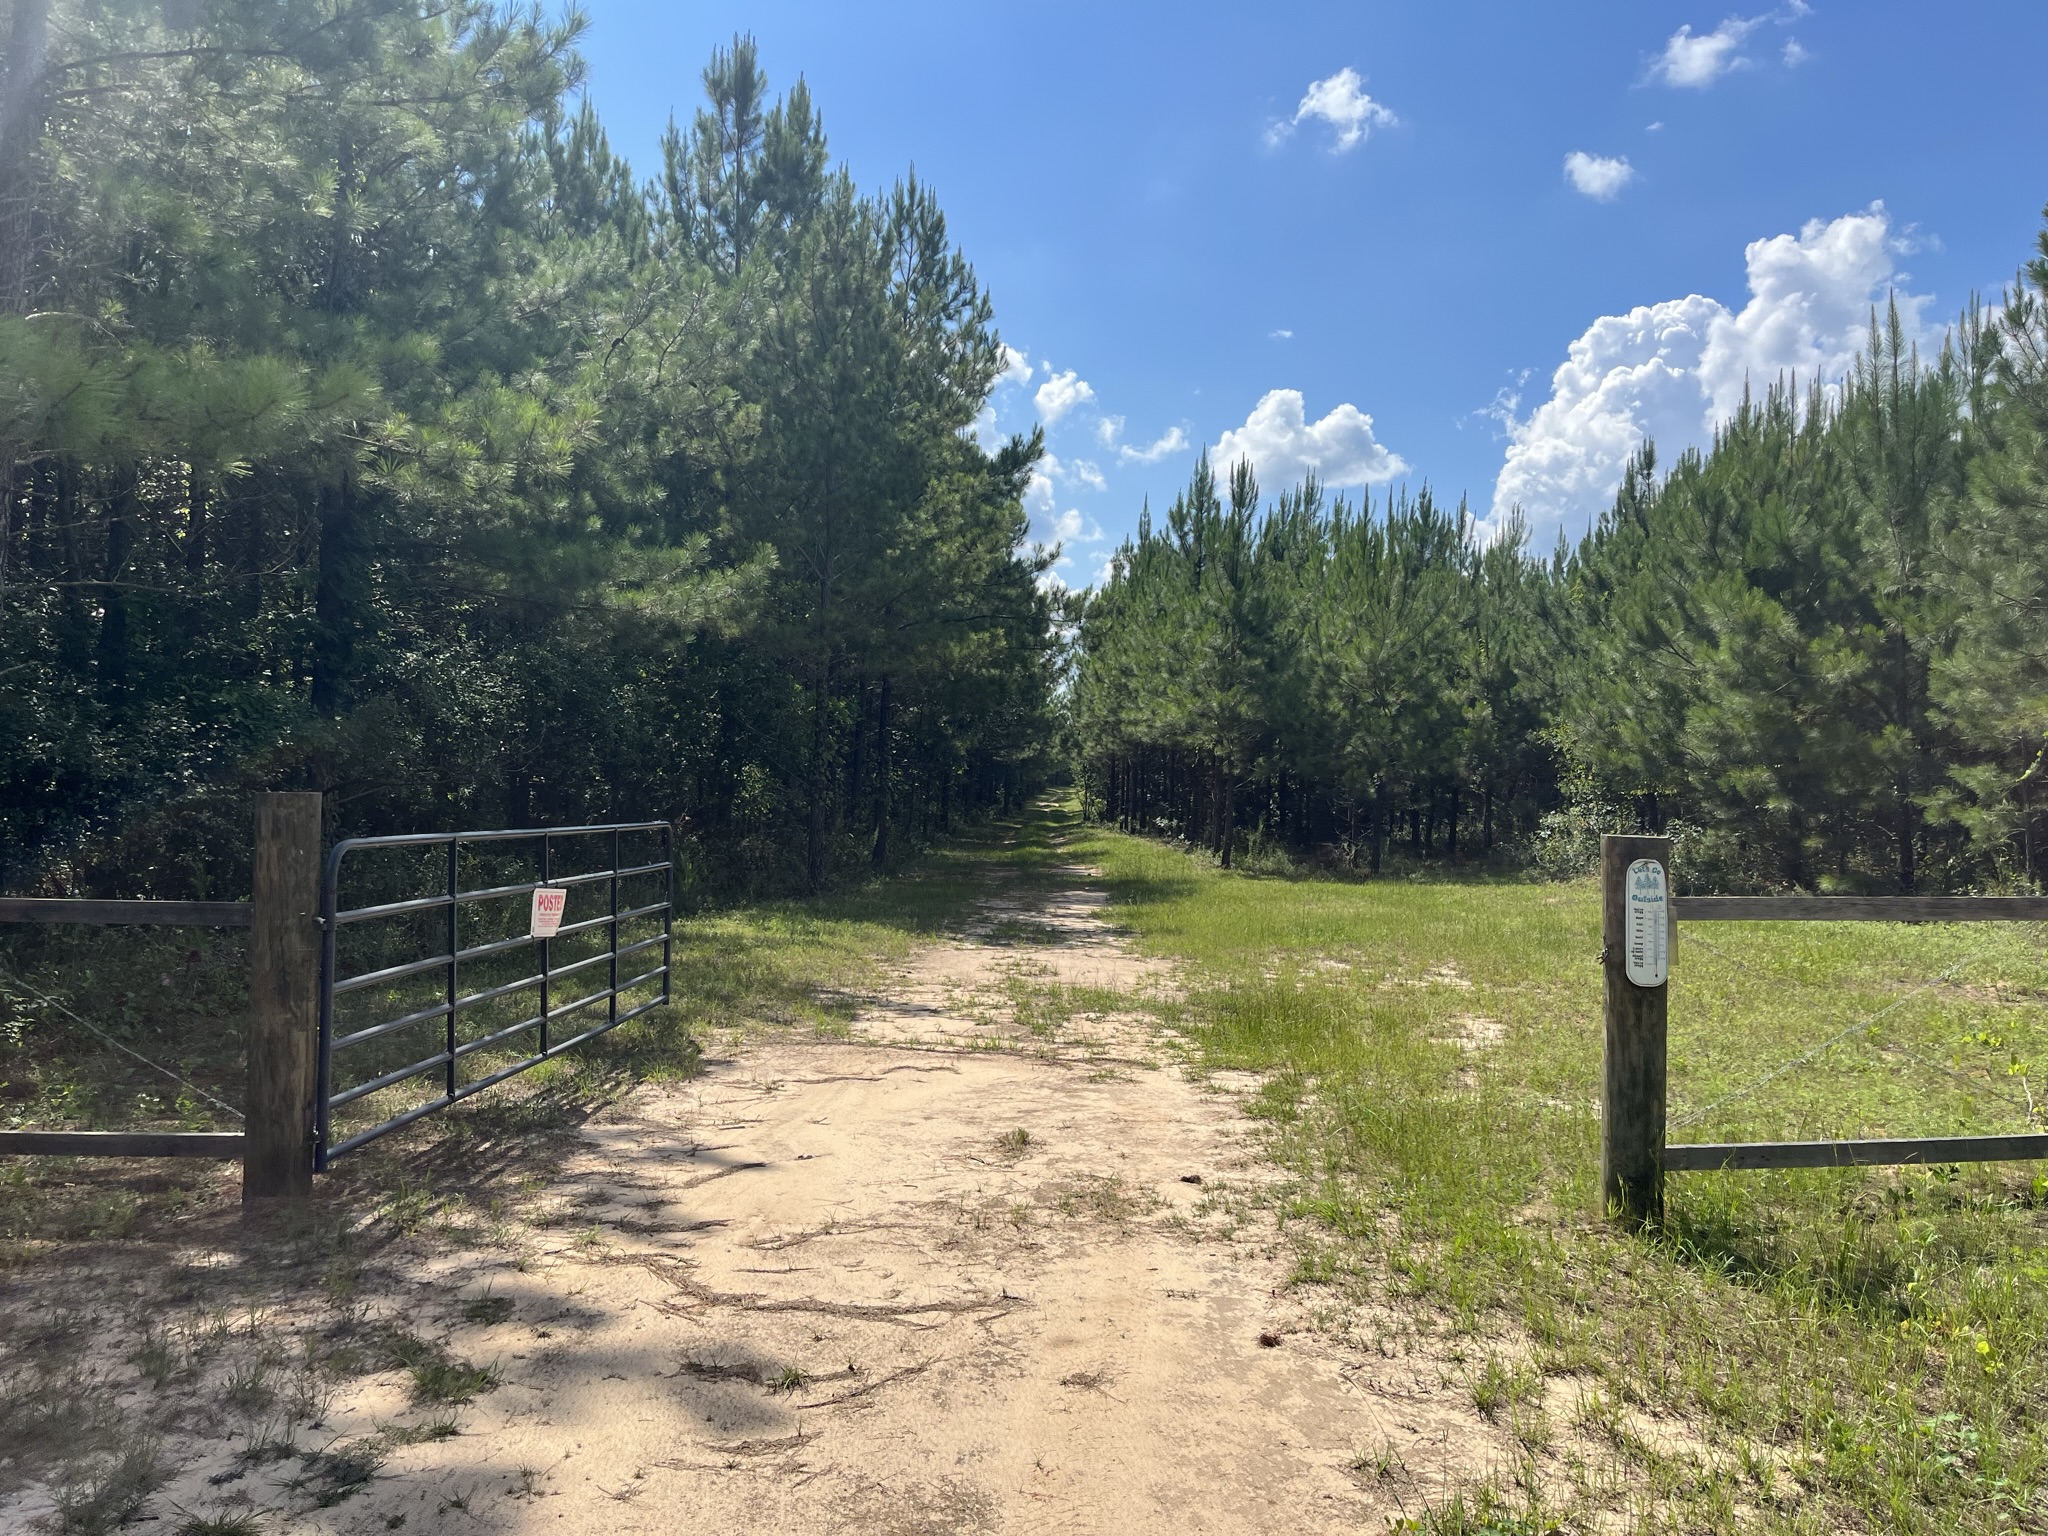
(316, 822, 672, 1168)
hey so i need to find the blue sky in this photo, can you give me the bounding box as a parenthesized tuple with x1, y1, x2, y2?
(577, 2, 2048, 583)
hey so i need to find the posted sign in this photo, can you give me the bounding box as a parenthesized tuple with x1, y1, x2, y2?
(1624, 858, 1669, 988)
(530, 885, 567, 940)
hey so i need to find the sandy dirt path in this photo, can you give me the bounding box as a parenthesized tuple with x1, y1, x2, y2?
(4, 838, 1513, 1533)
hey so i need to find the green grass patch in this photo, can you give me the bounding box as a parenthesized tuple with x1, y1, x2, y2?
(1065, 810, 2048, 1535)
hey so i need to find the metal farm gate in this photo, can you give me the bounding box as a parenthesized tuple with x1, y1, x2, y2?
(317, 821, 672, 1168)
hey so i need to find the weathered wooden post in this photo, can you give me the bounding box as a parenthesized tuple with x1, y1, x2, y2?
(244, 791, 323, 1201)
(1601, 833, 1672, 1229)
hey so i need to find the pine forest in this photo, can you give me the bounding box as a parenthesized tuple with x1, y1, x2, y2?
(1074, 296, 2048, 895)
(2, 1, 2047, 901)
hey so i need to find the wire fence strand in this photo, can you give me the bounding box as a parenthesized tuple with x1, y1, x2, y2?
(0, 960, 244, 1122)
(1669, 938, 2014, 1133)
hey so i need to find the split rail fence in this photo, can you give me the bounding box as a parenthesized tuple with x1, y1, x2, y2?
(1599, 833, 2048, 1227)
(0, 794, 673, 1201)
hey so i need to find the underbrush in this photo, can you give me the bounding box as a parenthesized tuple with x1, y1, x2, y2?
(1070, 817, 2048, 1535)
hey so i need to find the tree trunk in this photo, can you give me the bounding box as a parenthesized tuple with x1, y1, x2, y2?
(0, 459, 14, 615)
(54, 459, 88, 670)
(1897, 794, 1916, 895)
(239, 475, 265, 621)
(185, 462, 207, 576)
(1216, 764, 1235, 870)
(312, 477, 363, 718)
(871, 674, 893, 869)
(1447, 783, 1460, 859)
(0, 0, 52, 316)
(96, 474, 136, 697)
(844, 674, 867, 811)
(807, 655, 830, 893)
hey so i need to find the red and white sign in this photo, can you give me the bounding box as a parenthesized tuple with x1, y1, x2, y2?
(530, 886, 567, 939)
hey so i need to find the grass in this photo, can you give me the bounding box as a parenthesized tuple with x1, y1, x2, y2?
(13, 794, 2043, 1530)
(1060, 805, 2048, 1535)
(0, 826, 1036, 1523)
(40, 1441, 168, 1535)
(0, 810, 1045, 1251)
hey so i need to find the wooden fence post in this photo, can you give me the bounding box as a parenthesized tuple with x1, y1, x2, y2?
(1601, 833, 1672, 1229)
(244, 791, 322, 1201)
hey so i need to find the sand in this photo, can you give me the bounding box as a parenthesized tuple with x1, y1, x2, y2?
(1, 853, 1515, 1533)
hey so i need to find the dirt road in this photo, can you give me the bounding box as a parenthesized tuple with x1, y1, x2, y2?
(3, 840, 1510, 1533)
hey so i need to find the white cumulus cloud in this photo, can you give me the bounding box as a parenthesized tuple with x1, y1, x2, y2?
(1697, 204, 1925, 424)
(1025, 457, 1064, 519)
(1117, 425, 1190, 465)
(1032, 451, 1107, 494)
(1095, 415, 1124, 448)
(1564, 151, 1636, 202)
(1652, 16, 1766, 87)
(1030, 504, 1108, 590)
(1212, 391, 1406, 490)
(1277, 67, 1397, 152)
(1491, 203, 1934, 542)
(1034, 368, 1094, 424)
(1652, 7, 1808, 88)
(1050, 507, 1106, 544)
(997, 344, 1033, 389)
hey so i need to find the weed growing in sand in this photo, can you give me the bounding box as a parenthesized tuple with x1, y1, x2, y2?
(380, 1416, 460, 1445)
(385, 1176, 437, 1234)
(408, 1358, 500, 1404)
(1470, 1354, 1540, 1421)
(1042, 1173, 1150, 1226)
(129, 1326, 180, 1391)
(461, 1292, 515, 1325)
(40, 1439, 167, 1535)
(292, 1438, 386, 1508)
(379, 1329, 437, 1370)
(172, 1516, 263, 1536)
(0, 1357, 127, 1500)
(1387, 1480, 1562, 1535)
(222, 1356, 277, 1416)
(1349, 1436, 1407, 1482)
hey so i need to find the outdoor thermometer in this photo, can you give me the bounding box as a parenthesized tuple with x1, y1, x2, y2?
(1624, 858, 1669, 988)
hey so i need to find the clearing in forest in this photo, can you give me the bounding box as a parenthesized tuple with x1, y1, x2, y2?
(10, 802, 2047, 1534)
(0, 809, 1508, 1534)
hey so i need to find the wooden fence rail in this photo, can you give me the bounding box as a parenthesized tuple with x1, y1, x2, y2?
(1673, 895, 2048, 922)
(0, 898, 254, 926)
(0, 792, 322, 1203)
(1601, 837, 2048, 1228)
(0, 1131, 245, 1158)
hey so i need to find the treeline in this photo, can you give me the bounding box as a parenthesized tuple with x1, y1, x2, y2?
(1072, 463, 1557, 871)
(1074, 233, 2048, 893)
(0, 6, 1056, 899)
